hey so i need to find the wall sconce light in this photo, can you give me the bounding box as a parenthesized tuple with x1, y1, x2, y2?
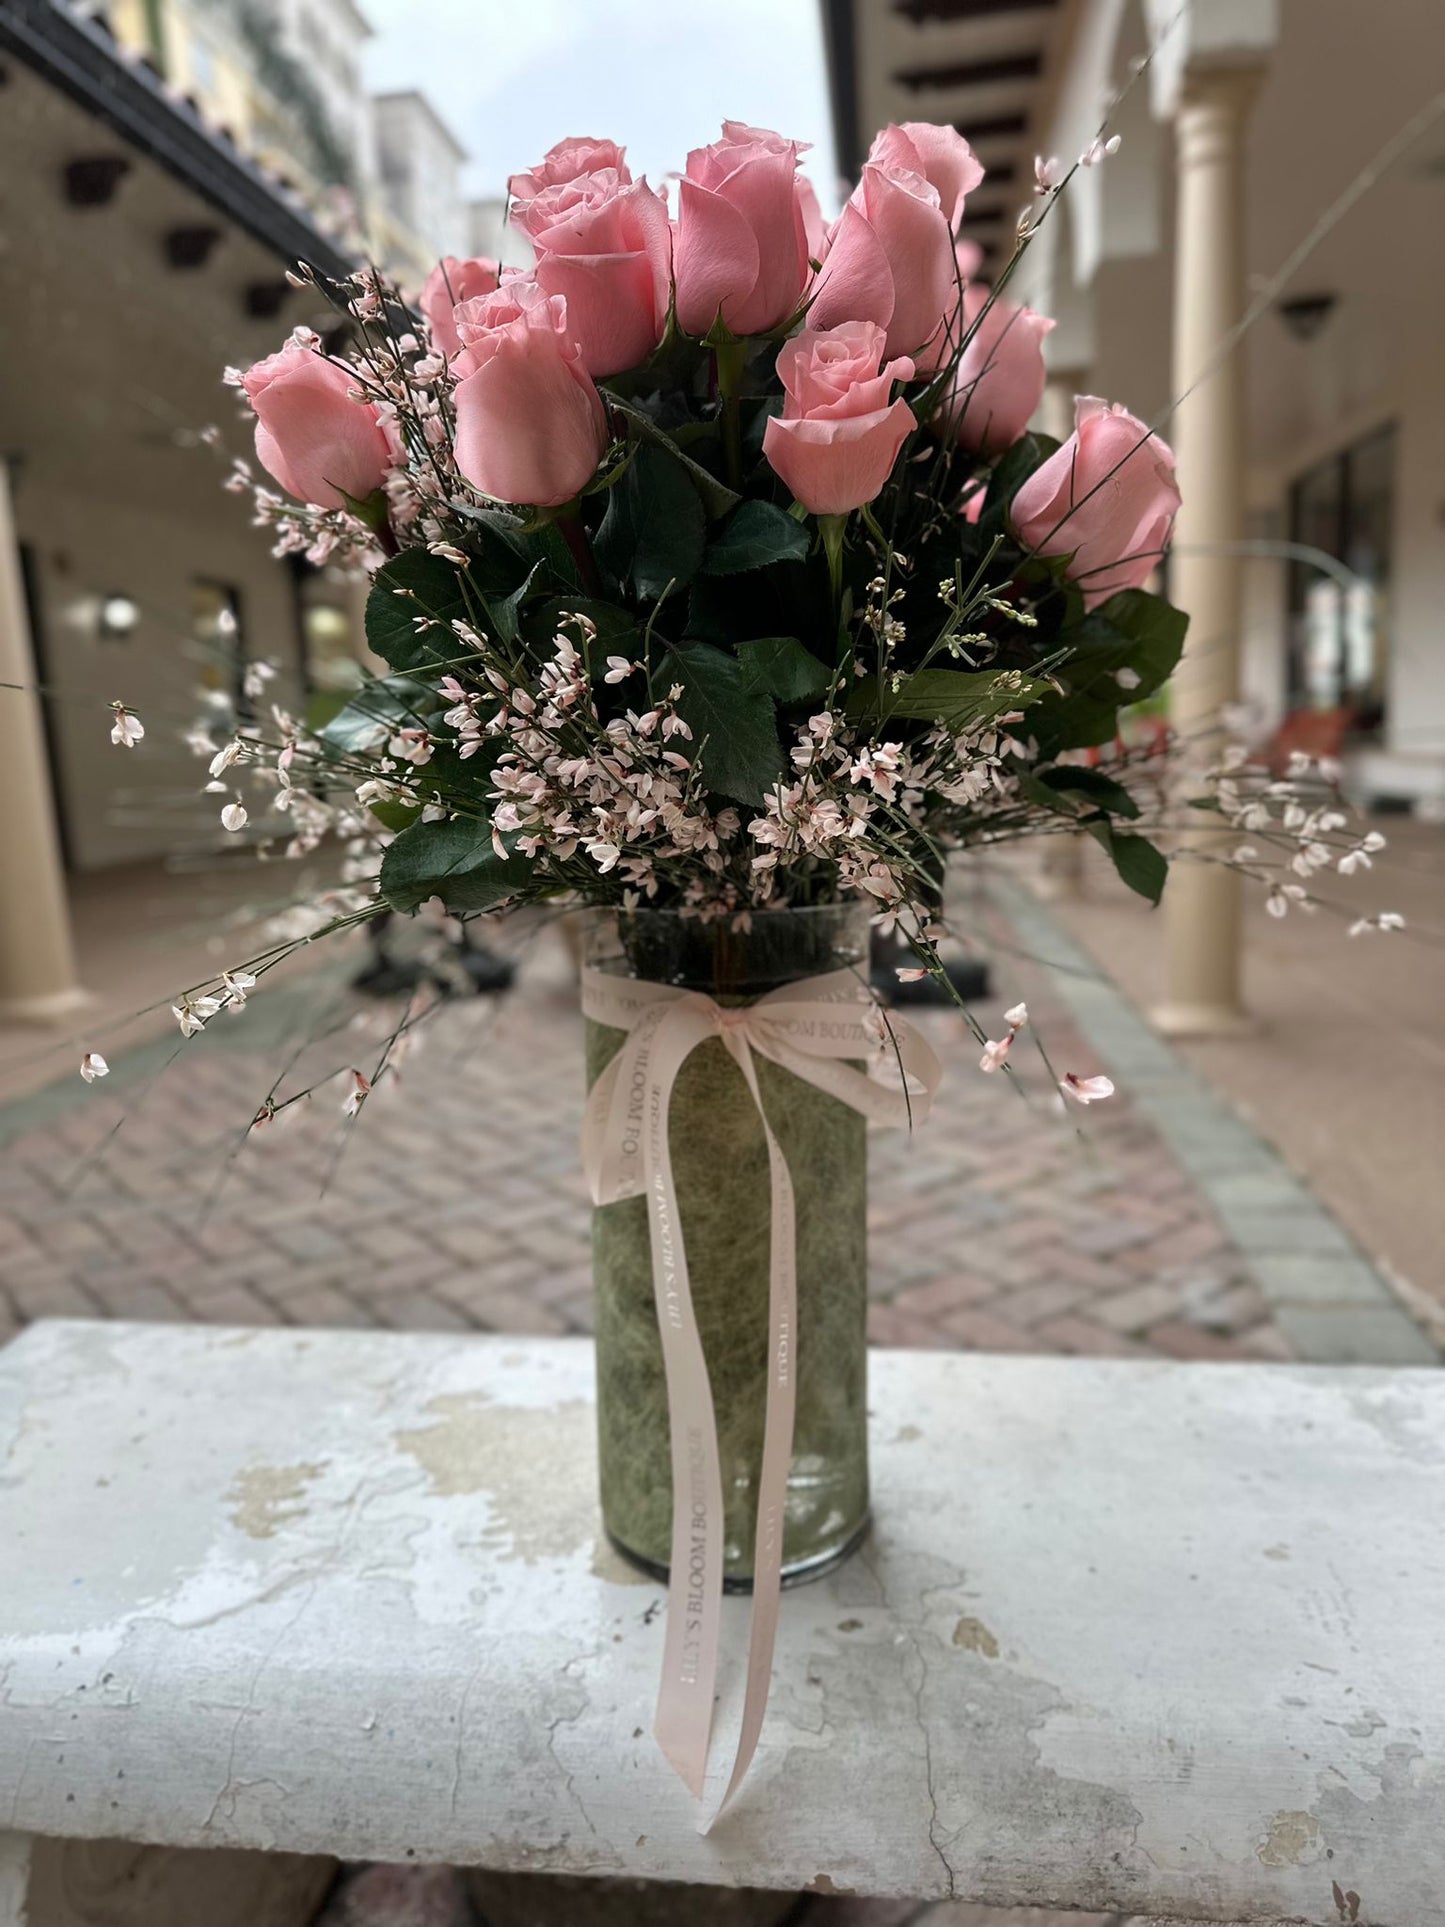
(1277, 293, 1338, 342)
(98, 594, 140, 639)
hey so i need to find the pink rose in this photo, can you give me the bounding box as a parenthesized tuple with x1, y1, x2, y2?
(673, 121, 810, 338)
(1009, 396, 1181, 608)
(450, 281, 607, 508)
(420, 256, 501, 360)
(510, 136, 630, 202)
(941, 285, 1055, 454)
(511, 170, 670, 379)
(242, 338, 390, 510)
(808, 161, 958, 366)
(866, 122, 983, 230)
(763, 320, 916, 516)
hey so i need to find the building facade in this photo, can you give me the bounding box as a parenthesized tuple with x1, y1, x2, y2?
(371, 89, 469, 286)
(0, 1, 371, 1018)
(82, 0, 467, 272)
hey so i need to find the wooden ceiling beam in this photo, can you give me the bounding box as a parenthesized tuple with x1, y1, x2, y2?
(894, 49, 1042, 92)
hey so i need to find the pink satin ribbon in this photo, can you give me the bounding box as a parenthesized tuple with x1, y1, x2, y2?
(581, 963, 942, 1823)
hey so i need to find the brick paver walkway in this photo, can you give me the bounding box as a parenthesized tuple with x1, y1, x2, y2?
(0, 914, 1286, 1363)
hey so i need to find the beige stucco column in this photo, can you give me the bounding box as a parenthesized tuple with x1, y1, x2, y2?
(1154, 68, 1261, 1036)
(0, 464, 86, 1024)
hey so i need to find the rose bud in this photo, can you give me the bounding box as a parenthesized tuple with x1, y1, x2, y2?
(510, 135, 631, 199)
(241, 338, 390, 510)
(420, 255, 501, 359)
(763, 320, 916, 516)
(511, 165, 671, 379)
(451, 281, 607, 508)
(808, 160, 957, 368)
(1009, 396, 1181, 608)
(940, 285, 1055, 455)
(865, 122, 984, 231)
(673, 121, 811, 338)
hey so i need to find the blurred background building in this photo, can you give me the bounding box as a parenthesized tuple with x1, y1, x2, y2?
(0, 0, 469, 1023)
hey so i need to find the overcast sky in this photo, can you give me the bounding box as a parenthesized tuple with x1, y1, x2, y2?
(362, 0, 842, 212)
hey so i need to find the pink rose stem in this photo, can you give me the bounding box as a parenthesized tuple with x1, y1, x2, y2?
(554, 498, 603, 595)
(713, 337, 747, 491)
(818, 512, 846, 630)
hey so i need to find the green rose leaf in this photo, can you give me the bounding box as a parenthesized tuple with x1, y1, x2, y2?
(607, 398, 740, 520)
(979, 431, 1060, 540)
(522, 595, 641, 655)
(670, 641, 785, 805)
(1032, 587, 1189, 751)
(848, 667, 1045, 732)
(1087, 819, 1168, 905)
(320, 675, 436, 754)
(1082, 588, 1188, 698)
(366, 550, 479, 673)
(1036, 764, 1141, 820)
(379, 814, 534, 916)
(701, 499, 811, 576)
(595, 441, 707, 603)
(737, 636, 830, 704)
(367, 798, 422, 835)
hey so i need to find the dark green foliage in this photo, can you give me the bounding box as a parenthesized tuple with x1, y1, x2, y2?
(595, 441, 708, 602)
(320, 676, 436, 754)
(379, 815, 533, 915)
(1087, 820, 1169, 904)
(669, 642, 785, 804)
(701, 499, 811, 576)
(737, 636, 830, 704)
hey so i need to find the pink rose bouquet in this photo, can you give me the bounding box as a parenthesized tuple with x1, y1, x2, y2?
(205, 117, 1373, 1003)
(216, 114, 1209, 943)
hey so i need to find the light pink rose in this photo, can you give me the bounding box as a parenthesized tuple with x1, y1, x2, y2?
(808, 161, 958, 366)
(673, 121, 811, 337)
(242, 338, 390, 510)
(866, 122, 984, 230)
(510, 136, 630, 203)
(762, 320, 916, 516)
(511, 171, 670, 378)
(450, 281, 607, 508)
(941, 284, 1055, 454)
(1009, 396, 1181, 608)
(420, 255, 501, 360)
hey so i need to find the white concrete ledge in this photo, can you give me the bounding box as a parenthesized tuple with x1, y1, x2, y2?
(0, 1321, 1441, 1922)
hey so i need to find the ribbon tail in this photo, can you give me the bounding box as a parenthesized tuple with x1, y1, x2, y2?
(642, 1004, 727, 1801)
(711, 1037, 797, 1824)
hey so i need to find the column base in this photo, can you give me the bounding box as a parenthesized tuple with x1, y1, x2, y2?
(1151, 1000, 1256, 1039)
(0, 985, 91, 1027)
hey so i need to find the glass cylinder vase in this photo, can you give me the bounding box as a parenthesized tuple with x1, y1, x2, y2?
(584, 903, 872, 1590)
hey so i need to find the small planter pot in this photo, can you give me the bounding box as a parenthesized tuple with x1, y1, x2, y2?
(584, 903, 872, 1589)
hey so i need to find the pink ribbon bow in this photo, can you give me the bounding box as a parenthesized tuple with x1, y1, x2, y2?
(581, 964, 942, 1823)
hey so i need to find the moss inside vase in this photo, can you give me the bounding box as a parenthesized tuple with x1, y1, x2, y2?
(585, 905, 871, 1588)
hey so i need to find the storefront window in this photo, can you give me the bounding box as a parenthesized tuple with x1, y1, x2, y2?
(191, 578, 247, 706)
(1286, 424, 1395, 734)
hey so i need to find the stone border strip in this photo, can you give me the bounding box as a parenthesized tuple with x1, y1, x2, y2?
(991, 876, 1439, 1366)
